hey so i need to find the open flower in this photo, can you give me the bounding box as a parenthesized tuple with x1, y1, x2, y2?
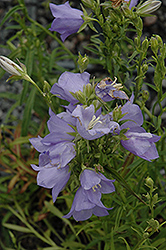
(63, 169, 115, 221)
(49, 1, 84, 42)
(111, 94, 161, 161)
(31, 163, 70, 203)
(30, 136, 76, 169)
(120, 93, 143, 126)
(29, 109, 77, 202)
(120, 121, 161, 161)
(51, 71, 90, 104)
(72, 104, 119, 140)
(95, 77, 129, 102)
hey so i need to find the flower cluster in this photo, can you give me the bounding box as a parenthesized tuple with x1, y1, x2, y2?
(30, 71, 160, 221)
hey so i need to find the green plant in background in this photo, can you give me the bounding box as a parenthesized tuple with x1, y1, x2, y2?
(0, 0, 166, 249)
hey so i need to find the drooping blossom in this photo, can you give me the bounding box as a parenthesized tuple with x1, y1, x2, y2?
(51, 71, 90, 104)
(112, 94, 161, 161)
(29, 110, 77, 202)
(120, 93, 143, 126)
(120, 122, 161, 161)
(63, 169, 115, 221)
(49, 1, 84, 42)
(31, 163, 70, 203)
(72, 104, 119, 140)
(95, 77, 129, 102)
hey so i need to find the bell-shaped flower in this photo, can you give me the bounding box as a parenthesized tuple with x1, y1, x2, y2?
(30, 136, 76, 169)
(49, 1, 84, 42)
(51, 71, 90, 104)
(43, 109, 76, 143)
(120, 93, 143, 126)
(95, 77, 129, 102)
(31, 163, 70, 203)
(120, 121, 161, 161)
(30, 110, 76, 175)
(80, 169, 115, 194)
(63, 169, 115, 221)
(72, 104, 119, 140)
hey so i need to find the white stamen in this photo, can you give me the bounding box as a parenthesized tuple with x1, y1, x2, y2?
(87, 115, 102, 130)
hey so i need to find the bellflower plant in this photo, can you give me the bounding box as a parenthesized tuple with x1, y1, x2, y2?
(1, 0, 165, 248)
(49, 1, 84, 42)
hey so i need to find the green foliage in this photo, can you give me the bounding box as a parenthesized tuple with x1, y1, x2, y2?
(0, 0, 166, 249)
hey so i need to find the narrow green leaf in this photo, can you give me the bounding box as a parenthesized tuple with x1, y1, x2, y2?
(43, 247, 65, 250)
(119, 237, 131, 250)
(4, 100, 20, 124)
(3, 223, 31, 233)
(110, 227, 115, 250)
(0, 5, 24, 27)
(105, 165, 147, 205)
(21, 86, 37, 136)
(62, 241, 85, 248)
(19, 80, 29, 105)
(9, 136, 31, 146)
(44, 201, 77, 236)
(151, 238, 166, 248)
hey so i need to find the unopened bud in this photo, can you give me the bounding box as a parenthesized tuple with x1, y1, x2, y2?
(143, 232, 149, 239)
(43, 80, 51, 93)
(142, 90, 149, 101)
(84, 83, 94, 98)
(0, 56, 23, 76)
(78, 53, 89, 73)
(142, 64, 149, 73)
(142, 38, 149, 52)
(150, 37, 158, 54)
(148, 218, 160, 231)
(81, 0, 93, 8)
(137, 0, 161, 15)
(145, 177, 154, 189)
(152, 193, 159, 204)
(72, 90, 86, 104)
(134, 37, 141, 49)
(155, 35, 163, 48)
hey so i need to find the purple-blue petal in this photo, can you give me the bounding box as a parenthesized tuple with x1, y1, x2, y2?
(51, 71, 90, 104)
(52, 166, 71, 202)
(49, 2, 84, 42)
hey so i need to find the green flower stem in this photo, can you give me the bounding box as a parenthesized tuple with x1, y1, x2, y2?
(24, 74, 56, 111)
(135, 100, 153, 120)
(24, 74, 44, 96)
(134, 54, 143, 102)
